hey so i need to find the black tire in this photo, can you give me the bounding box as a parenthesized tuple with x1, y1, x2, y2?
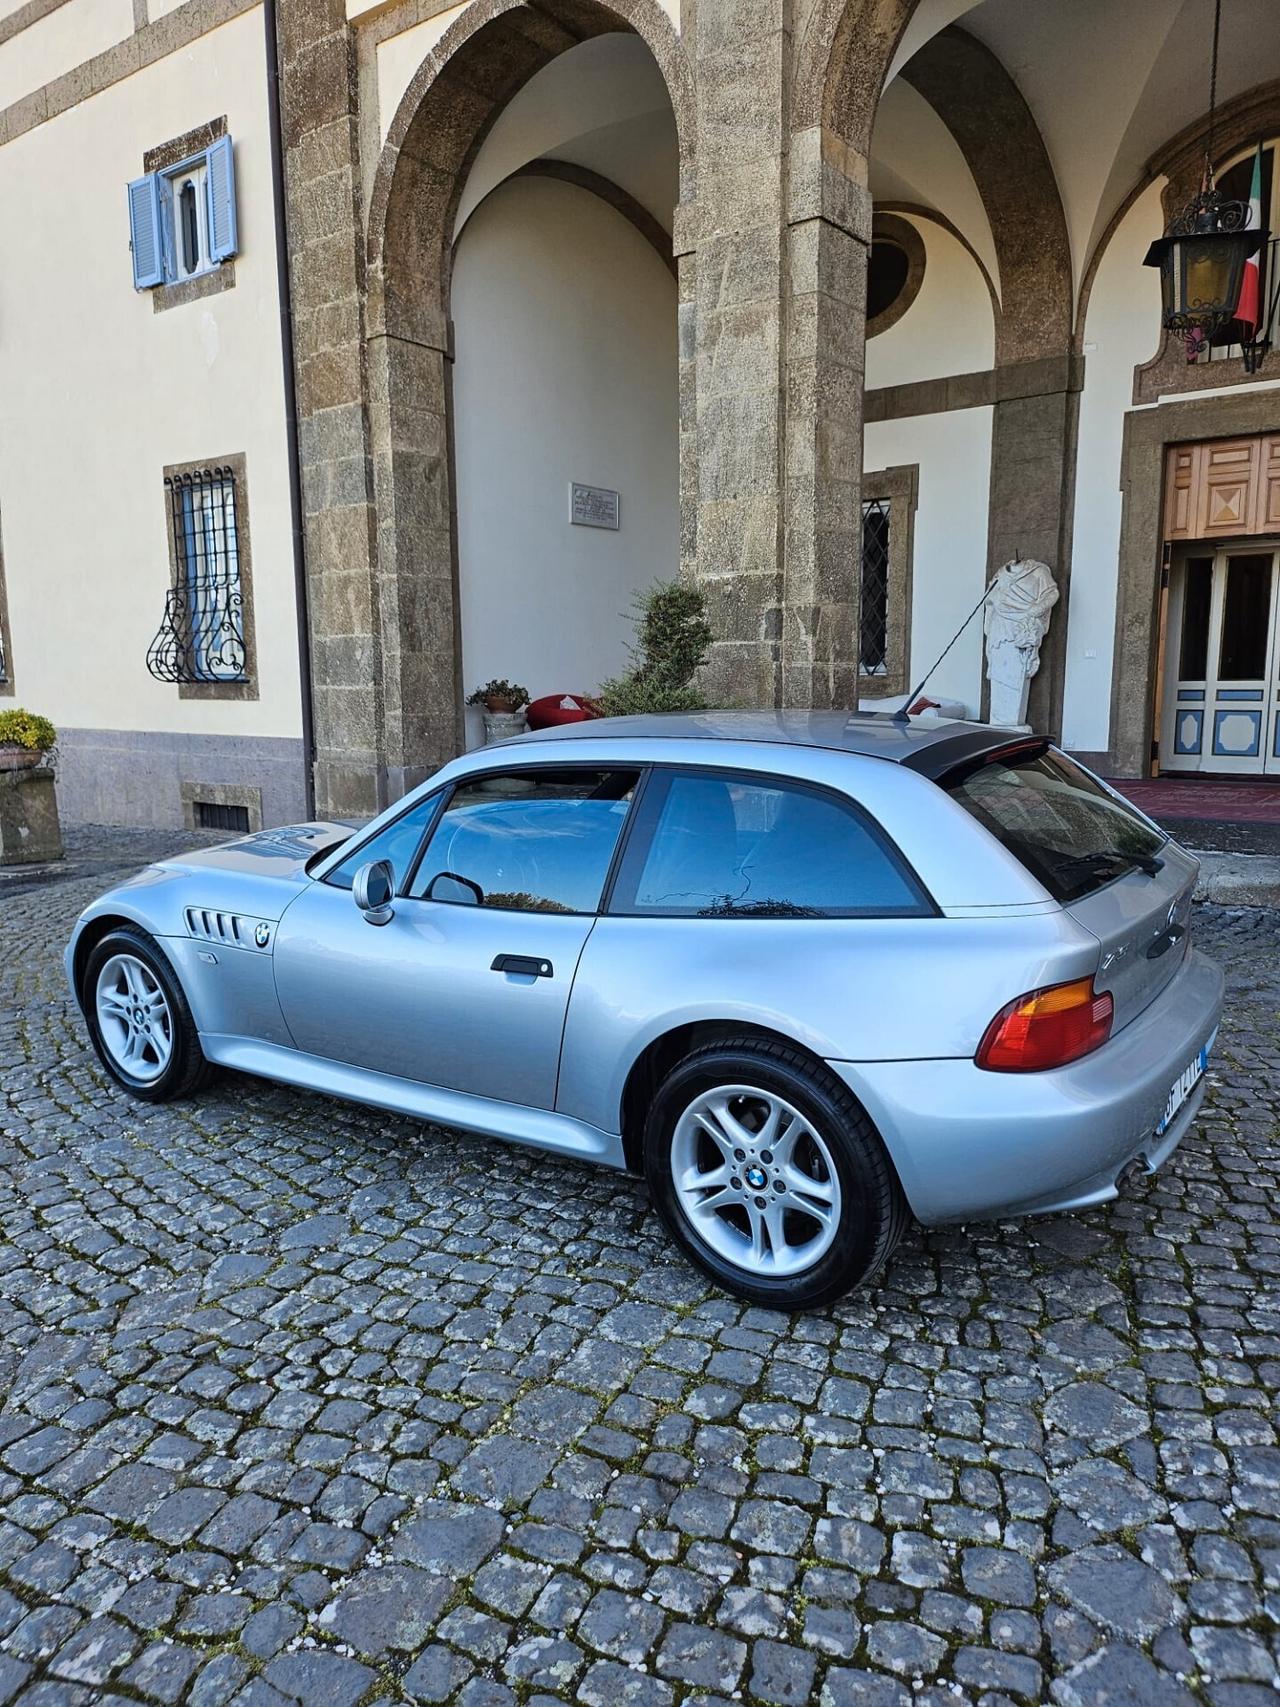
(644, 1037, 909, 1310)
(81, 926, 213, 1103)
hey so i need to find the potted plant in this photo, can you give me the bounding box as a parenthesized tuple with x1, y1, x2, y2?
(0, 708, 57, 771)
(467, 679, 530, 744)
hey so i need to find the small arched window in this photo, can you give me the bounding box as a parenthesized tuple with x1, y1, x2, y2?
(865, 213, 927, 338)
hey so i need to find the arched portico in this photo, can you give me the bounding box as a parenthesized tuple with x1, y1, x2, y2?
(279, 0, 1280, 814)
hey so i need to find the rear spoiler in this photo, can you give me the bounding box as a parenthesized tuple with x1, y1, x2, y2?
(900, 729, 1050, 783)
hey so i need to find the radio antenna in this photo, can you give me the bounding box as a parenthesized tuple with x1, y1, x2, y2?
(893, 574, 1000, 724)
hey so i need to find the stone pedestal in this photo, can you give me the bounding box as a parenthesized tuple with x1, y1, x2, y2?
(0, 767, 64, 865)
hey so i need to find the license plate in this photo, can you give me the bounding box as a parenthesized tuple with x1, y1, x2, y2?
(1156, 1032, 1214, 1136)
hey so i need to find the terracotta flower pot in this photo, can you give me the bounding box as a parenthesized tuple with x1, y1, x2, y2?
(0, 745, 41, 771)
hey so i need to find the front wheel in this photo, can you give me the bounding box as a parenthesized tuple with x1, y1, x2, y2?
(644, 1039, 908, 1310)
(82, 927, 211, 1102)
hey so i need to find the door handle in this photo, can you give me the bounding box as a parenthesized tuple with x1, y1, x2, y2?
(491, 954, 554, 978)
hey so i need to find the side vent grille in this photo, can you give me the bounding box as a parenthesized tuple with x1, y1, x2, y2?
(185, 908, 245, 946)
(184, 908, 271, 951)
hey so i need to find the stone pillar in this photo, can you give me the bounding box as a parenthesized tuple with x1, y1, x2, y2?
(690, 3, 867, 712)
(0, 768, 63, 865)
(688, 0, 788, 709)
(983, 359, 1084, 735)
(276, 0, 385, 819)
(782, 127, 869, 709)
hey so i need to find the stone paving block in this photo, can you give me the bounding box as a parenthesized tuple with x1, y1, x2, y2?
(321, 1563, 452, 1656)
(655, 1622, 746, 1692)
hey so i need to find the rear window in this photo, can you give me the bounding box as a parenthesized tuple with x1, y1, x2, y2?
(946, 745, 1167, 904)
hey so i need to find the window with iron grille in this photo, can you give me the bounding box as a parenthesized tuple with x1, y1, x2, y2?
(147, 459, 256, 698)
(858, 466, 917, 698)
(860, 497, 891, 676)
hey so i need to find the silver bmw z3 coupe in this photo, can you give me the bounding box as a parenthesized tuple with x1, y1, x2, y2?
(66, 713, 1223, 1310)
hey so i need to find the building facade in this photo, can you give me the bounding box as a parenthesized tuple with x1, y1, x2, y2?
(1, 0, 1278, 826)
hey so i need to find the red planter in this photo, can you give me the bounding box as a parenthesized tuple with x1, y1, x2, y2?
(526, 694, 601, 731)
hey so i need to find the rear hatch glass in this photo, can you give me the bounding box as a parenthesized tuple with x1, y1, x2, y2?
(946, 744, 1195, 1029)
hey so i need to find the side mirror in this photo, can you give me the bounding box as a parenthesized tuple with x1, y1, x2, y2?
(352, 859, 395, 926)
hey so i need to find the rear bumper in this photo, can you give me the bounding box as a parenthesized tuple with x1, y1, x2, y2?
(832, 946, 1224, 1226)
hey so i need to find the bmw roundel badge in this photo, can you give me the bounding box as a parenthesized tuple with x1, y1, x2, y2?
(254, 922, 272, 949)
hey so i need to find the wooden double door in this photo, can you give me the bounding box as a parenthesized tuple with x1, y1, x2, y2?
(1162, 545, 1280, 774)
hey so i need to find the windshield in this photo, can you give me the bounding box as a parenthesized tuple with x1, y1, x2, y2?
(946, 745, 1167, 904)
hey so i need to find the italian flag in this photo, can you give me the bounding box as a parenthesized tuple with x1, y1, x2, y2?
(1235, 144, 1264, 334)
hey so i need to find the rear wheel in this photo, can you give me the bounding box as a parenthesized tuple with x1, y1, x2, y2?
(82, 927, 212, 1102)
(644, 1038, 908, 1309)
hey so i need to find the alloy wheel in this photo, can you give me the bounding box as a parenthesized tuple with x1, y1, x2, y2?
(94, 954, 174, 1084)
(670, 1084, 842, 1277)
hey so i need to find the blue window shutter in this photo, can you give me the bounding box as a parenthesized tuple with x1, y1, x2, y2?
(127, 174, 164, 288)
(206, 135, 238, 262)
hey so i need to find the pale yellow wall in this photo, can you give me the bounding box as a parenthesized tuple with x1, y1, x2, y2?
(0, 4, 302, 740)
(0, 0, 134, 110)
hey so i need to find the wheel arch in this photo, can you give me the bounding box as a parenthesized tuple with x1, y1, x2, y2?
(72, 912, 171, 1005)
(619, 1019, 856, 1173)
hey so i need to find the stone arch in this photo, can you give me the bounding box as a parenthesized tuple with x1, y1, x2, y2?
(368, 0, 693, 337)
(792, 0, 918, 147)
(898, 27, 1070, 364)
(789, 0, 1075, 733)
(360, 0, 693, 791)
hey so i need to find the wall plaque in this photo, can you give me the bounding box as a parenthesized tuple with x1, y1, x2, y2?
(570, 483, 620, 530)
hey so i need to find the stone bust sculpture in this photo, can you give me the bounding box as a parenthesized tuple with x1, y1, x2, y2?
(983, 558, 1059, 729)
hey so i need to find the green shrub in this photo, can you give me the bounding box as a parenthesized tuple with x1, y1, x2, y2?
(598, 581, 713, 717)
(0, 708, 57, 753)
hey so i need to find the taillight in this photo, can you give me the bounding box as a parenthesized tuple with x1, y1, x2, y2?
(976, 976, 1113, 1072)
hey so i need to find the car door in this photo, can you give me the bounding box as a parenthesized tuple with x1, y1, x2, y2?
(273, 763, 640, 1108)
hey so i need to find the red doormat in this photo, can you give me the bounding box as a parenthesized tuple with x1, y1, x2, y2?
(1108, 776, 1280, 824)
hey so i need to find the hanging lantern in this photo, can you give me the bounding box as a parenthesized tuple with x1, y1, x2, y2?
(1142, 0, 1266, 362)
(1144, 182, 1257, 347)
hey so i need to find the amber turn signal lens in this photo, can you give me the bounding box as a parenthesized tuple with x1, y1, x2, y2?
(976, 976, 1114, 1072)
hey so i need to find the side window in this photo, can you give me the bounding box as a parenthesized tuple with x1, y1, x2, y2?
(409, 769, 639, 913)
(612, 771, 929, 918)
(324, 793, 442, 892)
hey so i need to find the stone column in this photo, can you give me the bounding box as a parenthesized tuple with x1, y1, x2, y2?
(782, 127, 869, 709)
(984, 359, 1084, 735)
(690, 0, 867, 712)
(689, 0, 788, 709)
(276, 0, 386, 819)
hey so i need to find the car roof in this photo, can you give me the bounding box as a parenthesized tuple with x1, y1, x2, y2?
(500, 710, 1032, 781)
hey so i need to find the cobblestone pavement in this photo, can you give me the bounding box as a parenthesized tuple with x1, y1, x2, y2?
(1, 828, 1279, 1707)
